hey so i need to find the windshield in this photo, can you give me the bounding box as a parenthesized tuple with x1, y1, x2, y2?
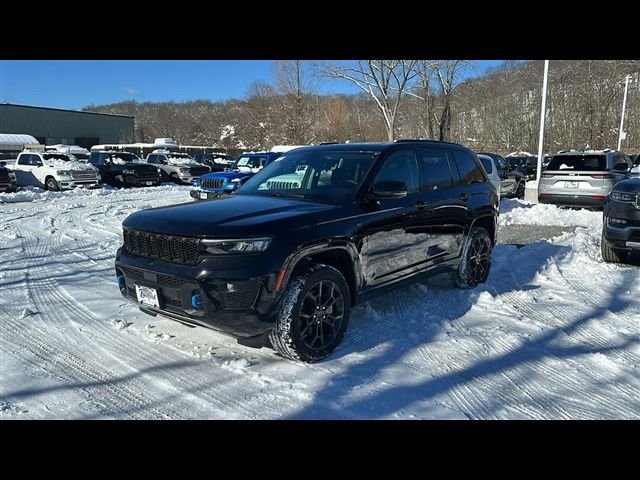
(234, 155, 270, 171)
(43, 153, 71, 161)
(547, 155, 607, 171)
(109, 152, 141, 163)
(237, 150, 379, 204)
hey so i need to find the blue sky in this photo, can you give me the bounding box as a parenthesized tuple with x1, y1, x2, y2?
(0, 60, 506, 111)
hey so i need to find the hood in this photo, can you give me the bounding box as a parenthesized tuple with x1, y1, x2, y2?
(123, 194, 339, 237)
(166, 159, 203, 167)
(44, 159, 96, 171)
(612, 177, 640, 193)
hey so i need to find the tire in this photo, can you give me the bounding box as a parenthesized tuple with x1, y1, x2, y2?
(269, 264, 351, 363)
(453, 226, 493, 289)
(601, 232, 628, 264)
(45, 177, 60, 191)
(516, 181, 525, 199)
(114, 175, 125, 188)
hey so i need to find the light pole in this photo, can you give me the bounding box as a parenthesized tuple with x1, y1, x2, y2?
(535, 60, 549, 185)
(617, 74, 631, 151)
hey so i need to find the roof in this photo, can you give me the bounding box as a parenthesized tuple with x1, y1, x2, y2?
(0, 133, 39, 146)
(1, 103, 134, 118)
(286, 140, 466, 153)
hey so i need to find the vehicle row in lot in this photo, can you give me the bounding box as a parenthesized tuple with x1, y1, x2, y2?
(116, 140, 498, 362)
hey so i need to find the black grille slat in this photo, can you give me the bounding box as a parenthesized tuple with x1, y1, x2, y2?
(123, 229, 199, 265)
(202, 177, 225, 189)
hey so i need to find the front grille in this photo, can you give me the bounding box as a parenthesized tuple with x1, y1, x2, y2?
(165, 297, 182, 307)
(123, 229, 200, 264)
(121, 265, 144, 280)
(127, 286, 136, 298)
(190, 167, 210, 177)
(201, 177, 225, 190)
(120, 264, 190, 289)
(133, 168, 159, 179)
(71, 170, 97, 180)
(266, 180, 299, 190)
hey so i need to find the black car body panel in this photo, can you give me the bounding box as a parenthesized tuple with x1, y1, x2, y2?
(0, 164, 17, 192)
(116, 141, 498, 339)
(602, 178, 640, 250)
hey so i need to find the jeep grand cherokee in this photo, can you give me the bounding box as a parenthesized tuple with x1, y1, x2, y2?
(115, 141, 498, 362)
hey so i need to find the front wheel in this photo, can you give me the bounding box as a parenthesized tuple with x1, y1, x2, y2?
(269, 264, 351, 363)
(453, 226, 493, 289)
(45, 177, 60, 191)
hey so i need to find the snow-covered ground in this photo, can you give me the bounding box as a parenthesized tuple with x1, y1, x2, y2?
(0, 187, 638, 419)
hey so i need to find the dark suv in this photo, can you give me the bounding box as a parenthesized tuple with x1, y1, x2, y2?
(115, 141, 498, 362)
(90, 151, 160, 187)
(0, 160, 17, 193)
(601, 177, 640, 263)
(193, 153, 234, 172)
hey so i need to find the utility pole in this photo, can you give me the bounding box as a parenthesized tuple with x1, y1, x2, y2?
(535, 60, 549, 185)
(617, 74, 631, 151)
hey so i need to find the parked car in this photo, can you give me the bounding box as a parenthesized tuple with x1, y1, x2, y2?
(13, 151, 100, 191)
(506, 154, 537, 180)
(145, 150, 211, 185)
(478, 152, 525, 198)
(90, 151, 160, 187)
(190, 151, 282, 201)
(0, 160, 17, 193)
(478, 154, 501, 198)
(193, 153, 235, 172)
(539, 149, 633, 209)
(601, 177, 640, 263)
(115, 140, 498, 362)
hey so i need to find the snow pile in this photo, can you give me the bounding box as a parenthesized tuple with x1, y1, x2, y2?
(499, 199, 601, 228)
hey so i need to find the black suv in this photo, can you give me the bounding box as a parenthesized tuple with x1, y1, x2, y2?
(478, 152, 526, 198)
(115, 141, 498, 362)
(0, 160, 17, 193)
(90, 151, 160, 187)
(601, 177, 640, 263)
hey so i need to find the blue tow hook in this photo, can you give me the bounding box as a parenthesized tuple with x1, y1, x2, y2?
(116, 275, 126, 289)
(192, 293, 203, 309)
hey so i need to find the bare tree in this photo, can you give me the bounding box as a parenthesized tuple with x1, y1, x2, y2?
(272, 60, 317, 144)
(322, 60, 417, 141)
(431, 60, 474, 141)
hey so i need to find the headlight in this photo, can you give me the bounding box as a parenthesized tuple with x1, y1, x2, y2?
(179, 168, 190, 173)
(610, 191, 635, 202)
(57, 170, 72, 176)
(202, 238, 271, 255)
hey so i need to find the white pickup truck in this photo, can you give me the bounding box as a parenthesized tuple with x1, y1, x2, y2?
(13, 151, 100, 191)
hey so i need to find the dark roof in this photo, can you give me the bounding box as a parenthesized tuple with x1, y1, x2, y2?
(290, 140, 466, 153)
(0, 103, 134, 118)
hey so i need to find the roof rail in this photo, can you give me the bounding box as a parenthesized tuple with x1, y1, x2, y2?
(319, 142, 340, 145)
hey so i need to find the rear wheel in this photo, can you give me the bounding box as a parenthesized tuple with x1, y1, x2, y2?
(45, 177, 60, 191)
(601, 232, 628, 263)
(516, 181, 525, 199)
(269, 264, 351, 363)
(114, 175, 125, 188)
(453, 226, 493, 288)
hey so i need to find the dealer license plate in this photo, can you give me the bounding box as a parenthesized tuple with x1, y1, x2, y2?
(135, 285, 159, 308)
(564, 181, 579, 189)
(146, 181, 153, 185)
(200, 192, 208, 200)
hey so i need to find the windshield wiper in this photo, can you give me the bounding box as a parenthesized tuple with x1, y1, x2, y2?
(267, 192, 305, 199)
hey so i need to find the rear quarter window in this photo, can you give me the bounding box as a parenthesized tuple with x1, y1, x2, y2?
(451, 149, 485, 184)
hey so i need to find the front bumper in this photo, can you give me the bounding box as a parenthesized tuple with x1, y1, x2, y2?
(0, 181, 16, 192)
(59, 179, 100, 190)
(115, 249, 283, 338)
(538, 193, 606, 209)
(125, 176, 160, 187)
(603, 201, 640, 250)
(190, 189, 223, 201)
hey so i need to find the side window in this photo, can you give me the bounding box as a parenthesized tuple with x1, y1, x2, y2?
(451, 149, 485, 185)
(479, 156, 493, 174)
(147, 155, 156, 164)
(158, 155, 167, 164)
(31, 155, 42, 166)
(17, 154, 29, 165)
(418, 148, 454, 191)
(373, 150, 419, 194)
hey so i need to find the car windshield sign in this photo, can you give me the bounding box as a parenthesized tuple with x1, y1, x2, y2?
(237, 150, 378, 204)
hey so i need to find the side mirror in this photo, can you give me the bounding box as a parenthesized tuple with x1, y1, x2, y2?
(35, 161, 43, 167)
(366, 181, 408, 200)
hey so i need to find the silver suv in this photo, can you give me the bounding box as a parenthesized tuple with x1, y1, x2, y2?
(538, 149, 633, 209)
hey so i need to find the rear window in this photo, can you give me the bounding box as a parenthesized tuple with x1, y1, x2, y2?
(547, 155, 607, 172)
(479, 156, 493, 174)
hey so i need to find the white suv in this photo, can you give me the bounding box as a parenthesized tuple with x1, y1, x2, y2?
(13, 151, 100, 191)
(145, 150, 211, 184)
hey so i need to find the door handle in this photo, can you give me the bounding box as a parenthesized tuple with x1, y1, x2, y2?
(459, 193, 471, 201)
(414, 201, 428, 210)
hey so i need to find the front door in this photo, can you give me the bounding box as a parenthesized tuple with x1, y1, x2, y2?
(360, 149, 425, 287)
